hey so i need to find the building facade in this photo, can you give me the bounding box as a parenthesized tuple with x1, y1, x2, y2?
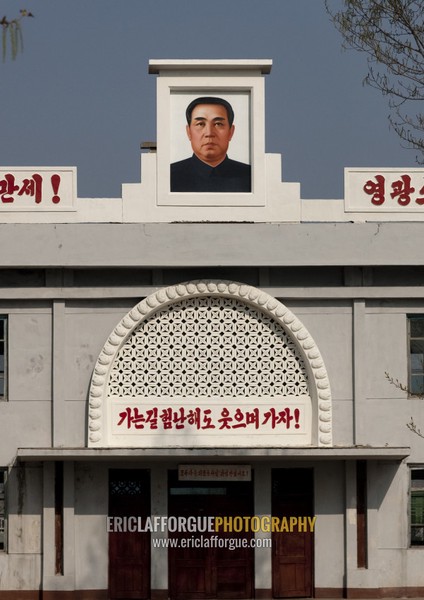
(0, 60, 423, 599)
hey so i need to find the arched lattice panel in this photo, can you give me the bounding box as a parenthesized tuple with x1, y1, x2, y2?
(88, 281, 332, 448)
(108, 296, 309, 398)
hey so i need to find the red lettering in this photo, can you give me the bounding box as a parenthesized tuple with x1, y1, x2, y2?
(232, 407, 247, 428)
(262, 407, 296, 429)
(416, 185, 424, 206)
(18, 174, 43, 204)
(217, 407, 233, 429)
(117, 407, 146, 429)
(363, 175, 385, 205)
(391, 174, 414, 206)
(245, 408, 260, 429)
(51, 174, 61, 203)
(0, 173, 19, 203)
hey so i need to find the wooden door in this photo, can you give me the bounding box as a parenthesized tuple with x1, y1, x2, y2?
(168, 471, 254, 600)
(272, 468, 314, 598)
(109, 469, 150, 600)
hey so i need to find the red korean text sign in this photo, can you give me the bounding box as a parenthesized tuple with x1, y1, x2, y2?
(108, 396, 312, 447)
(0, 168, 76, 211)
(345, 168, 424, 213)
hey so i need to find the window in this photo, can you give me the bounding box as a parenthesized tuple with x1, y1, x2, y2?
(411, 468, 424, 546)
(0, 317, 6, 400)
(409, 317, 424, 395)
(0, 469, 5, 551)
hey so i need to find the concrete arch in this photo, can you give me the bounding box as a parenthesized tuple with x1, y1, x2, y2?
(88, 280, 332, 447)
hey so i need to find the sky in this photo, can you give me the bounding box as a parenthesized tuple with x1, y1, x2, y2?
(0, 0, 417, 199)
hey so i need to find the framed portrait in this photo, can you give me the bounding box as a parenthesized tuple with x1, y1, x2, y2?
(155, 76, 266, 207)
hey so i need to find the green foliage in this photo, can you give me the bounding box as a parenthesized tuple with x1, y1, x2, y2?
(326, 0, 424, 162)
(1, 9, 33, 62)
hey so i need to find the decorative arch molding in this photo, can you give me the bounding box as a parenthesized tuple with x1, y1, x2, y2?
(88, 280, 332, 447)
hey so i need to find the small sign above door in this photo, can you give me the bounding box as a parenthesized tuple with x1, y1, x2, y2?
(178, 464, 251, 481)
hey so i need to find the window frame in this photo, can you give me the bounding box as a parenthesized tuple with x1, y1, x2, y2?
(0, 316, 7, 401)
(410, 467, 424, 547)
(408, 315, 424, 397)
(0, 468, 6, 552)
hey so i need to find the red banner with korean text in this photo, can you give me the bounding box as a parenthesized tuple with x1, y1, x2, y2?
(0, 168, 76, 211)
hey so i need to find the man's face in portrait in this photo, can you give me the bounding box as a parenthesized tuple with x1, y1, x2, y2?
(186, 103, 235, 167)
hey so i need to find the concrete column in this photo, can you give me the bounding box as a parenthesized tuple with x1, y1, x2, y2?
(42, 461, 55, 587)
(353, 300, 367, 445)
(344, 460, 357, 592)
(151, 465, 168, 592)
(254, 465, 271, 593)
(63, 461, 75, 586)
(42, 461, 75, 592)
(52, 301, 67, 446)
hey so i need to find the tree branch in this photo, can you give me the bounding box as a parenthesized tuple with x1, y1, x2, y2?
(1, 9, 33, 62)
(325, 0, 424, 161)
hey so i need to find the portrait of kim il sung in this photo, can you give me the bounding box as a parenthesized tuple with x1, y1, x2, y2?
(170, 96, 251, 193)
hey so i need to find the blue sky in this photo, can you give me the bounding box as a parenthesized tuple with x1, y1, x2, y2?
(1, 0, 416, 199)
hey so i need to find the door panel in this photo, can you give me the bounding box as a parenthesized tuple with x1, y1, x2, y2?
(109, 469, 150, 600)
(168, 472, 253, 600)
(272, 468, 314, 598)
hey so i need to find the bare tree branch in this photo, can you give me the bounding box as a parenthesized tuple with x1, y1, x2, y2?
(407, 417, 424, 439)
(325, 0, 424, 162)
(385, 371, 424, 439)
(1, 9, 33, 62)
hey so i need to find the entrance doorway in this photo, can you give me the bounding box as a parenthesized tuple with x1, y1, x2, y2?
(168, 470, 254, 600)
(272, 468, 314, 598)
(108, 469, 150, 600)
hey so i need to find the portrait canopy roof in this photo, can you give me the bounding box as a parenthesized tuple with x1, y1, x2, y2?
(148, 59, 272, 74)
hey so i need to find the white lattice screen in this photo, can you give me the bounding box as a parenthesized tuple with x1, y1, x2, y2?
(108, 296, 309, 398)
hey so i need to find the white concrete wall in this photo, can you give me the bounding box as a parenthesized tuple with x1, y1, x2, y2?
(0, 309, 51, 464)
(74, 463, 109, 591)
(0, 465, 42, 591)
(314, 462, 345, 590)
(0, 266, 423, 592)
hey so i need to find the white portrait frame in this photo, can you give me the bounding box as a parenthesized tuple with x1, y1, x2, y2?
(156, 74, 267, 207)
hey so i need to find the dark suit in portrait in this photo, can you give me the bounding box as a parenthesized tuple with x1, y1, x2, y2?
(171, 154, 251, 192)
